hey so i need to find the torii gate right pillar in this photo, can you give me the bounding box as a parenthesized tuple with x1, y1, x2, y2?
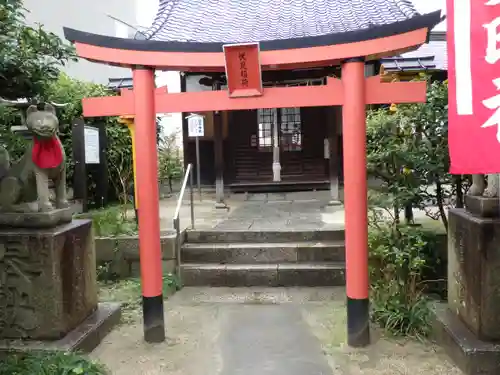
(342, 57, 369, 347)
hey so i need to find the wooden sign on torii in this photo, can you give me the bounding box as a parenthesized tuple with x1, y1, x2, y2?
(64, 18, 436, 347)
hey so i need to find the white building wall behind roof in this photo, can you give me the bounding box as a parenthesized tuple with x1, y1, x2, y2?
(22, 0, 139, 84)
(138, 0, 183, 149)
(410, 0, 446, 31)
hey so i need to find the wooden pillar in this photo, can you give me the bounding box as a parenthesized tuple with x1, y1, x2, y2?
(272, 109, 281, 181)
(96, 122, 109, 208)
(132, 66, 165, 343)
(180, 73, 189, 172)
(341, 58, 370, 348)
(71, 118, 88, 212)
(327, 106, 342, 205)
(213, 79, 227, 208)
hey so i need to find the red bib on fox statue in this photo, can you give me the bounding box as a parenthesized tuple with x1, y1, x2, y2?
(31, 136, 63, 169)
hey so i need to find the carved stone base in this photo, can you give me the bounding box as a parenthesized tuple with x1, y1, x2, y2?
(0, 220, 99, 340)
(431, 301, 500, 375)
(448, 208, 500, 341)
(0, 302, 121, 356)
(465, 195, 500, 218)
(0, 207, 72, 228)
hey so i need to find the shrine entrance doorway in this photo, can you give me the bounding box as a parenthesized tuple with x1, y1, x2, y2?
(228, 107, 327, 187)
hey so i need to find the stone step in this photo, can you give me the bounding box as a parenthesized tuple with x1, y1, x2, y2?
(185, 229, 344, 244)
(181, 241, 345, 264)
(180, 263, 346, 287)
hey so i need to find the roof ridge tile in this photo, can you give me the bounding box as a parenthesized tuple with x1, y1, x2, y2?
(142, 0, 433, 44)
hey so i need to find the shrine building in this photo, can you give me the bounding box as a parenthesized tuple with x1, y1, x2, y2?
(139, 0, 443, 194)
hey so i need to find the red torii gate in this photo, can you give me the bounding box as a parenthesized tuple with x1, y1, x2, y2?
(64, 10, 440, 347)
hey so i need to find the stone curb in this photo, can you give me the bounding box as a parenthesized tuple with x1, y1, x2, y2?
(94, 231, 183, 277)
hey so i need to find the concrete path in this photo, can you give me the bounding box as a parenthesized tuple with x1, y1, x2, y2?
(220, 304, 331, 375)
(92, 288, 460, 375)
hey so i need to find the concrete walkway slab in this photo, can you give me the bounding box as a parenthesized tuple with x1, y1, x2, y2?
(220, 305, 332, 375)
(92, 287, 460, 375)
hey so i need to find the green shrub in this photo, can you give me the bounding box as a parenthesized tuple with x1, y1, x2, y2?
(369, 221, 442, 339)
(0, 351, 107, 375)
(77, 204, 137, 237)
(158, 132, 183, 185)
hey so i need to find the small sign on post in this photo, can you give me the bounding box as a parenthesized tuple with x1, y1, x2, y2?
(84, 126, 100, 164)
(186, 113, 204, 200)
(187, 113, 205, 138)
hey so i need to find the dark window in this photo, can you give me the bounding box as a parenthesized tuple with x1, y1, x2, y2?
(257, 108, 302, 152)
(257, 108, 274, 151)
(280, 107, 302, 151)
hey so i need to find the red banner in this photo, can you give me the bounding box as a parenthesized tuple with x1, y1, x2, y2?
(223, 43, 263, 98)
(448, 0, 500, 174)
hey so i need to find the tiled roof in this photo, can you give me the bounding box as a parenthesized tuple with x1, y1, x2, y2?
(144, 0, 420, 43)
(398, 40, 447, 70)
(107, 77, 133, 91)
(382, 31, 448, 72)
(381, 56, 437, 72)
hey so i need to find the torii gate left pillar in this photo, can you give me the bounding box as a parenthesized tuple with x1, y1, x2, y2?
(342, 58, 369, 346)
(132, 67, 165, 343)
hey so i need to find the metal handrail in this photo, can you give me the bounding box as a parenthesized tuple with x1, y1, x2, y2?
(172, 163, 194, 283)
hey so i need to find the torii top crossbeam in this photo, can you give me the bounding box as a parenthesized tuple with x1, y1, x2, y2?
(63, 0, 442, 346)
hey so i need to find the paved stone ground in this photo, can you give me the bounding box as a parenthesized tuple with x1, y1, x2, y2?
(157, 190, 338, 231)
(92, 287, 461, 375)
(157, 190, 443, 231)
(213, 199, 341, 231)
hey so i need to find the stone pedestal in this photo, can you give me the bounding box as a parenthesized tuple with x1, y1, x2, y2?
(465, 194, 500, 218)
(0, 207, 73, 228)
(433, 199, 500, 374)
(448, 208, 500, 340)
(0, 219, 120, 353)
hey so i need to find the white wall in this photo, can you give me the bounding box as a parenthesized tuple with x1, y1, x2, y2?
(23, 0, 139, 84)
(156, 71, 183, 148)
(411, 0, 446, 31)
(186, 75, 215, 92)
(137, 0, 183, 148)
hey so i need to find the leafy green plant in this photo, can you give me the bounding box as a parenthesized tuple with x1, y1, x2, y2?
(406, 80, 454, 230)
(366, 106, 422, 224)
(367, 78, 463, 232)
(158, 132, 183, 193)
(0, 0, 76, 100)
(44, 73, 134, 206)
(0, 351, 107, 375)
(91, 206, 137, 237)
(96, 260, 121, 283)
(78, 204, 137, 237)
(368, 216, 442, 339)
(0, 0, 75, 174)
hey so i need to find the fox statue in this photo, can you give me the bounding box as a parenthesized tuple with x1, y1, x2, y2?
(0, 103, 68, 212)
(469, 174, 499, 198)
